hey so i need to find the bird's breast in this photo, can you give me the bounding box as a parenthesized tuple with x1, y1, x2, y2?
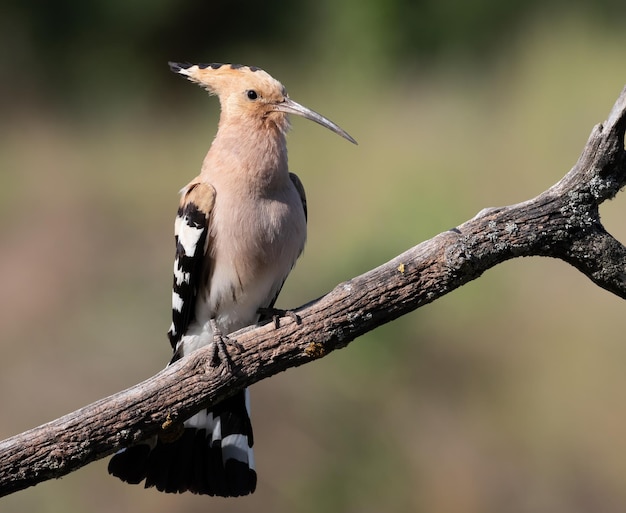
(200, 180, 306, 333)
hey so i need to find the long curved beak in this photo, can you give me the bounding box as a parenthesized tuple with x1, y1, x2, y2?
(275, 98, 357, 145)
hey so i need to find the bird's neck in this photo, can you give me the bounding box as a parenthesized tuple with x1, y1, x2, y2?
(201, 115, 290, 189)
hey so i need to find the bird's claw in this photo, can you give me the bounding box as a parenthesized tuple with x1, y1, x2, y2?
(258, 307, 301, 328)
(209, 319, 242, 369)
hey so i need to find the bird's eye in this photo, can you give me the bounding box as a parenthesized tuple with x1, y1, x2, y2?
(246, 90, 258, 100)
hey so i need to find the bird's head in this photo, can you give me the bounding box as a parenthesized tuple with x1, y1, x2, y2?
(169, 62, 356, 144)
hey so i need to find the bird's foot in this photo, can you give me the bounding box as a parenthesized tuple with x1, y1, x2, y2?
(257, 307, 301, 329)
(209, 319, 243, 369)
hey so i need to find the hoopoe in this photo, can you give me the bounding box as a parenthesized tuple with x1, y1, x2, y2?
(108, 62, 356, 496)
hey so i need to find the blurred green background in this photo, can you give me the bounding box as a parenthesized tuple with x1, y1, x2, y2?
(2, 1, 626, 512)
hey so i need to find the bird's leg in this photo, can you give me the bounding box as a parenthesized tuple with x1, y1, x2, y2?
(209, 319, 243, 368)
(257, 307, 301, 329)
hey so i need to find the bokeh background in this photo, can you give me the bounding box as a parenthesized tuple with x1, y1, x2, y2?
(2, 1, 626, 512)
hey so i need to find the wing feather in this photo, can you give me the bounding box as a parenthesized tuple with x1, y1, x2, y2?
(168, 182, 216, 350)
(289, 172, 307, 222)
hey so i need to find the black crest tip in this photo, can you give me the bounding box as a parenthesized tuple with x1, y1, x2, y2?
(196, 63, 225, 70)
(168, 62, 193, 73)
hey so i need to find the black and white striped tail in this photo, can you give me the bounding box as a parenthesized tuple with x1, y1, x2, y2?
(108, 389, 256, 496)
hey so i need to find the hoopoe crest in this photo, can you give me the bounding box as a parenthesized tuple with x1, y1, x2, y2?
(169, 62, 357, 144)
(107, 62, 355, 497)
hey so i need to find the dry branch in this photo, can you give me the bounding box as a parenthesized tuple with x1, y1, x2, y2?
(1, 86, 625, 497)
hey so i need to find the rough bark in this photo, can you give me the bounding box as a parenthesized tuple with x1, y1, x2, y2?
(0, 86, 625, 497)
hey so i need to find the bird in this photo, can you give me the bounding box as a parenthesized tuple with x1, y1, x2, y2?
(107, 62, 356, 496)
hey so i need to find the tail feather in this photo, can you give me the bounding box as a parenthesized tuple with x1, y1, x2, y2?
(107, 443, 152, 485)
(108, 389, 256, 496)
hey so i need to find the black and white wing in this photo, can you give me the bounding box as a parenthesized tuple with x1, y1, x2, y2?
(167, 181, 215, 357)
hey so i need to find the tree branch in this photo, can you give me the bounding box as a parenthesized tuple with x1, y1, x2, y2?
(1, 86, 625, 497)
